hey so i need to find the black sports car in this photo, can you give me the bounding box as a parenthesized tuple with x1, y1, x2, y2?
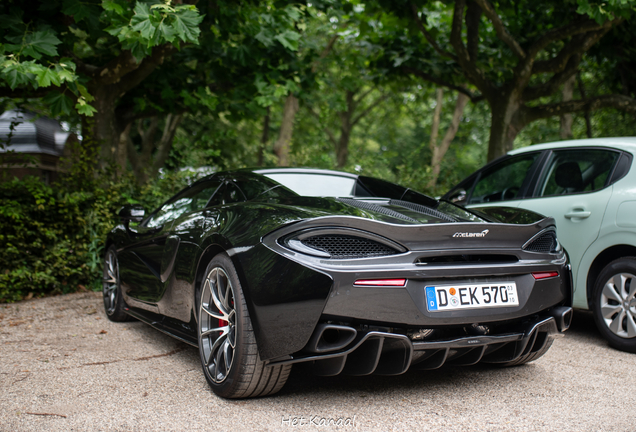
(103, 168, 572, 399)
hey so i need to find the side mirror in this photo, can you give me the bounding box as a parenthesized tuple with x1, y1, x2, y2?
(448, 189, 467, 204)
(118, 205, 146, 223)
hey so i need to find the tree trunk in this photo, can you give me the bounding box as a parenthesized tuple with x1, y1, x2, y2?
(335, 91, 358, 168)
(258, 107, 270, 166)
(83, 44, 176, 176)
(125, 114, 183, 185)
(487, 93, 523, 162)
(427, 91, 469, 190)
(560, 75, 576, 139)
(273, 94, 299, 166)
(577, 74, 593, 138)
(429, 88, 444, 153)
(91, 85, 123, 173)
(336, 122, 352, 168)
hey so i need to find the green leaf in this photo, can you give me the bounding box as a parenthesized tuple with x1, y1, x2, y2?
(274, 30, 301, 51)
(172, 8, 203, 43)
(36, 68, 61, 87)
(76, 83, 94, 102)
(255, 28, 274, 47)
(102, 0, 124, 15)
(2, 64, 31, 90)
(62, 0, 101, 26)
(75, 99, 97, 116)
(43, 92, 74, 116)
(27, 30, 62, 57)
(153, 20, 177, 44)
(131, 3, 155, 41)
(0, 9, 24, 30)
(127, 41, 149, 62)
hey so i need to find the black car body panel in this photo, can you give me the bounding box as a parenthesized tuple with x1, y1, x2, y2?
(107, 169, 572, 377)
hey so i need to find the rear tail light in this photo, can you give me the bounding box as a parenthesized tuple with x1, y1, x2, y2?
(354, 279, 406, 287)
(532, 271, 559, 280)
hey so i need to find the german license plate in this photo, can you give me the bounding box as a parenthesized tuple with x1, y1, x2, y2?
(425, 282, 518, 311)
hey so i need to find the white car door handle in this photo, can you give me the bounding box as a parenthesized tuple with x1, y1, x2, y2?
(564, 211, 591, 219)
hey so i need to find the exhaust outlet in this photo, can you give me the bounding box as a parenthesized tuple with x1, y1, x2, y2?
(550, 306, 573, 332)
(305, 324, 357, 353)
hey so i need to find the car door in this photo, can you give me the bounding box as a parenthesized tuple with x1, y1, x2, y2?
(119, 179, 223, 307)
(515, 148, 621, 290)
(444, 151, 545, 208)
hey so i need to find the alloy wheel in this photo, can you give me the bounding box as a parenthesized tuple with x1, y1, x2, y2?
(103, 249, 119, 315)
(199, 267, 236, 383)
(600, 272, 636, 338)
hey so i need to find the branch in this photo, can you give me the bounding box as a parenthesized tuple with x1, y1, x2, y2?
(152, 113, 183, 173)
(523, 54, 582, 101)
(532, 29, 609, 75)
(94, 50, 143, 86)
(401, 66, 484, 102)
(473, 0, 525, 59)
(308, 107, 338, 146)
(352, 87, 374, 107)
(513, 17, 620, 93)
(450, 0, 495, 101)
(352, 93, 391, 127)
(65, 51, 100, 78)
(114, 45, 177, 95)
(524, 94, 636, 123)
(465, 1, 482, 62)
(528, 17, 621, 60)
(311, 34, 340, 73)
(410, 2, 457, 61)
(123, 123, 141, 174)
(524, 28, 611, 101)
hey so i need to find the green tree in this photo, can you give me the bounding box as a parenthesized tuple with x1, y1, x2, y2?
(0, 0, 203, 171)
(364, 0, 636, 161)
(0, 1, 306, 177)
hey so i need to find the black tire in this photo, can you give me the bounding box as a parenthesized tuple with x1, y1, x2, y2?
(102, 246, 132, 322)
(197, 253, 292, 398)
(591, 257, 636, 353)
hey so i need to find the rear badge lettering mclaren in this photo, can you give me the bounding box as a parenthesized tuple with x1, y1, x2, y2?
(452, 229, 490, 238)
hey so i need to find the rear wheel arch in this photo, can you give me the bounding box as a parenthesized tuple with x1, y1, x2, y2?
(194, 244, 227, 318)
(193, 243, 254, 322)
(586, 244, 636, 306)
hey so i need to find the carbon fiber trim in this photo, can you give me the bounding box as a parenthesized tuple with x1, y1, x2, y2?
(337, 198, 418, 222)
(389, 199, 457, 222)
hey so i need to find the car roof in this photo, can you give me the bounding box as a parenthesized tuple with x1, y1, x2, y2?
(508, 137, 636, 156)
(252, 167, 359, 179)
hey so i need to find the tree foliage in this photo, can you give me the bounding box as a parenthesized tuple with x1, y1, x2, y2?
(360, 0, 636, 160)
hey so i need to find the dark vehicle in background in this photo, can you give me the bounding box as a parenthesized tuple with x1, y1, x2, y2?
(444, 138, 636, 352)
(104, 168, 572, 398)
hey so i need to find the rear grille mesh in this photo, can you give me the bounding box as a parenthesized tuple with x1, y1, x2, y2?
(301, 235, 399, 259)
(524, 231, 558, 253)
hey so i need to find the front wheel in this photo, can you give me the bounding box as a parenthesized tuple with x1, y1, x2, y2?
(197, 253, 291, 398)
(591, 257, 636, 353)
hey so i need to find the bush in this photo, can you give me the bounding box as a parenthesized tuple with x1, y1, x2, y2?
(0, 169, 198, 303)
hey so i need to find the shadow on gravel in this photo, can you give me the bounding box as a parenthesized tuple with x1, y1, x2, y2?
(119, 307, 613, 400)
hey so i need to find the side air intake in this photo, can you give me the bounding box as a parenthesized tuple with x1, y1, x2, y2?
(523, 229, 559, 253)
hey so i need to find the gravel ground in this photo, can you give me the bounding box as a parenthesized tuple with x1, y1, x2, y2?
(1, 291, 634, 431)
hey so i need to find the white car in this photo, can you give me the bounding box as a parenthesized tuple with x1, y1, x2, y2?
(444, 138, 636, 352)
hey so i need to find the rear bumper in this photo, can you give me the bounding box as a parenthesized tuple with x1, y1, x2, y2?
(268, 307, 572, 375)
